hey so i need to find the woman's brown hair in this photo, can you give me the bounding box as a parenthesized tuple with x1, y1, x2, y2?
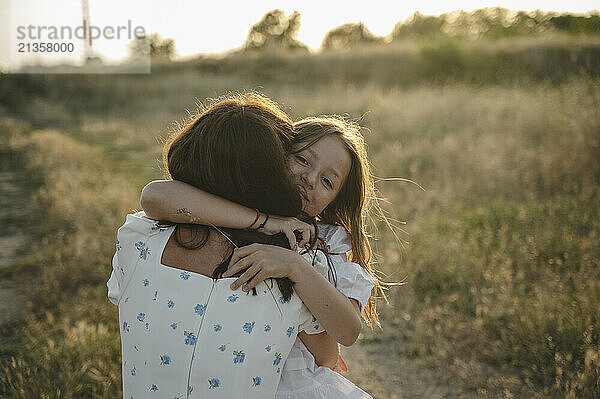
(162, 92, 303, 300)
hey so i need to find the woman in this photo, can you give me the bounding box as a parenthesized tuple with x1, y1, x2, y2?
(107, 93, 337, 398)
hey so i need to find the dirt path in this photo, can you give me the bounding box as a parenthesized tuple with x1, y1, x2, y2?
(340, 317, 459, 399)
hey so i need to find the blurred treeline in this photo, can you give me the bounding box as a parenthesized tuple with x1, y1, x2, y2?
(240, 7, 600, 52)
(151, 8, 600, 87)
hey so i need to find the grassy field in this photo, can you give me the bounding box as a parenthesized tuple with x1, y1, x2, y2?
(0, 39, 599, 397)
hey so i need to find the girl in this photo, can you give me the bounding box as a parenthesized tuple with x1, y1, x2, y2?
(141, 114, 386, 398)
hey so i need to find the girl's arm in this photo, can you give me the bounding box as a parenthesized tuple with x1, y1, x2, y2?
(140, 180, 314, 248)
(298, 331, 339, 369)
(223, 244, 362, 346)
(141, 179, 262, 228)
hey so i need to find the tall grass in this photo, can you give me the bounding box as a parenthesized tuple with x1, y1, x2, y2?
(370, 80, 600, 397)
(0, 119, 138, 397)
(0, 46, 598, 397)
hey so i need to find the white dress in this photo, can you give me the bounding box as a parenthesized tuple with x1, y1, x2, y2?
(107, 212, 323, 399)
(275, 223, 375, 399)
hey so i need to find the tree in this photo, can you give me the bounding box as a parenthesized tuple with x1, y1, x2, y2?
(129, 33, 176, 60)
(244, 10, 308, 52)
(321, 22, 384, 51)
(392, 12, 446, 40)
(549, 14, 600, 36)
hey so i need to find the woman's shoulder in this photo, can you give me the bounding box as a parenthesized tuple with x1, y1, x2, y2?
(117, 211, 172, 244)
(123, 210, 157, 226)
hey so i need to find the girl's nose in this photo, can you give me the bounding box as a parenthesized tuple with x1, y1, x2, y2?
(301, 172, 315, 188)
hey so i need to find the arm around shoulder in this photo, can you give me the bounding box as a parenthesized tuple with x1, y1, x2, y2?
(140, 179, 261, 228)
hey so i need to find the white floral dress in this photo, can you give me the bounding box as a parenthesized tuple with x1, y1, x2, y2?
(107, 212, 323, 399)
(275, 223, 375, 399)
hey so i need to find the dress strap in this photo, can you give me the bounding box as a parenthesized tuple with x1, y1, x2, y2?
(209, 224, 238, 249)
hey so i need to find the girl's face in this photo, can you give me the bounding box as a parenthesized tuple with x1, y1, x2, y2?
(287, 135, 352, 218)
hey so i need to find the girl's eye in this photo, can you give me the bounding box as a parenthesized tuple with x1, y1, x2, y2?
(322, 177, 333, 189)
(295, 155, 308, 165)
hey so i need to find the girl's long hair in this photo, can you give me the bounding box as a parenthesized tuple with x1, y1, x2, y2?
(292, 116, 396, 326)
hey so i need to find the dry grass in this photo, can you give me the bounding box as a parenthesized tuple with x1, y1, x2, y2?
(0, 56, 598, 397)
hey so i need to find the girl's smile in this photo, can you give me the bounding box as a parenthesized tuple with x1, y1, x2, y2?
(288, 135, 352, 217)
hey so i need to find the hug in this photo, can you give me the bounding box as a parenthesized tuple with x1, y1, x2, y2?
(108, 92, 380, 398)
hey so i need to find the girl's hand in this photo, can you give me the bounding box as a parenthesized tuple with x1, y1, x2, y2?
(259, 215, 315, 250)
(223, 243, 308, 291)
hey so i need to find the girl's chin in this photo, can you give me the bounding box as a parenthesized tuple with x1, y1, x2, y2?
(300, 198, 308, 210)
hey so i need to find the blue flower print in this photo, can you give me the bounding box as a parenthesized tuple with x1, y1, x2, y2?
(124, 297, 129, 303)
(135, 241, 145, 250)
(252, 376, 261, 387)
(277, 367, 281, 374)
(160, 354, 171, 365)
(218, 344, 226, 352)
(122, 321, 129, 332)
(208, 378, 220, 389)
(194, 303, 206, 316)
(264, 324, 271, 332)
(116, 239, 121, 251)
(184, 331, 197, 345)
(214, 324, 222, 332)
(142, 279, 149, 287)
(152, 290, 158, 301)
(145, 322, 150, 330)
(167, 300, 175, 308)
(131, 366, 136, 376)
(314, 324, 320, 330)
(233, 350, 246, 364)
(279, 296, 286, 304)
(170, 322, 179, 330)
(188, 385, 194, 393)
(137, 313, 146, 322)
(273, 352, 282, 366)
(149, 384, 158, 391)
(242, 321, 255, 334)
(134, 345, 139, 351)
(286, 326, 294, 337)
(227, 294, 239, 303)
(265, 345, 271, 352)
(180, 271, 190, 280)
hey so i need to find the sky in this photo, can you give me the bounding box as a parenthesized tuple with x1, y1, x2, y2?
(1, 0, 598, 69)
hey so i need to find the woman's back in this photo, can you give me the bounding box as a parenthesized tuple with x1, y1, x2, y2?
(108, 212, 318, 398)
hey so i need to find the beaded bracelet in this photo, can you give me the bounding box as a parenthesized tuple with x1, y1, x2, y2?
(256, 214, 269, 230)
